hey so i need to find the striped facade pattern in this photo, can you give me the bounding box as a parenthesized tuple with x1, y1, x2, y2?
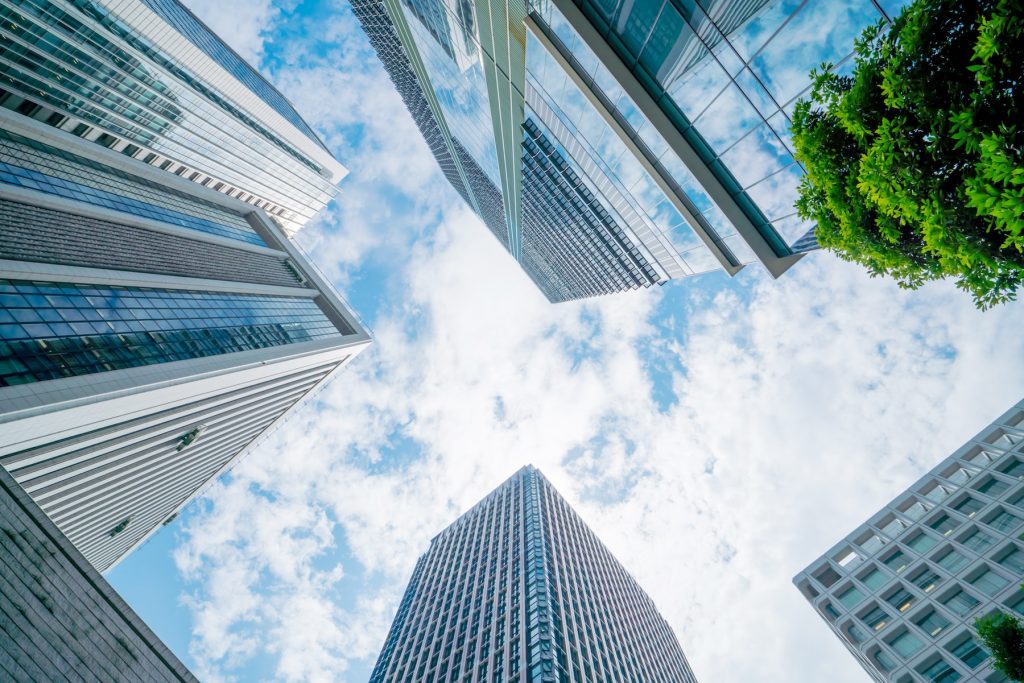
(0, 464, 197, 681)
(3, 360, 341, 571)
(371, 466, 696, 682)
(795, 399, 1024, 682)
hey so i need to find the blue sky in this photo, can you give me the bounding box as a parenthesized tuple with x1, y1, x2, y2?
(106, 1, 1024, 681)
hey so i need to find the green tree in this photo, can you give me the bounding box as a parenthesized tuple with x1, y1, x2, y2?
(976, 611, 1024, 681)
(791, 0, 1024, 309)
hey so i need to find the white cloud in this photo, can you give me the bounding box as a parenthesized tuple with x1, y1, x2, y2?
(184, 0, 283, 65)
(171, 2, 1024, 682)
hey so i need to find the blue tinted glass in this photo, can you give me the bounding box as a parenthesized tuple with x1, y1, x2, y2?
(0, 280, 340, 386)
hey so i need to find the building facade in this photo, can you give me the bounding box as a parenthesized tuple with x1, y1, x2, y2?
(0, 464, 197, 681)
(0, 100, 369, 571)
(0, 0, 346, 236)
(371, 466, 696, 682)
(795, 399, 1024, 682)
(352, 0, 907, 302)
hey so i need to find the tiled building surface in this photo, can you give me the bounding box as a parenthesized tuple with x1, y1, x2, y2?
(371, 466, 696, 682)
(0, 464, 196, 682)
(795, 399, 1024, 682)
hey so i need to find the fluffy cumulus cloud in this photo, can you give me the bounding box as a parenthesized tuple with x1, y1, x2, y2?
(162, 1, 1024, 682)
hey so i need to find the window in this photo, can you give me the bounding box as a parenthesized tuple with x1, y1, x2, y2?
(859, 567, 889, 591)
(837, 586, 865, 610)
(997, 548, 1024, 573)
(885, 586, 915, 613)
(940, 588, 980, 617)
(860, 605, 892, 631)
(999, 458, 1024, 479)
(843, 622, 868, 644)
(960, 528, 995, 553)
(953, 496, 985, 517)
(887, 629, 924, 659)
(813, 564, 841, 588)
(871, 647, 897, 672)
(908, 532, 938, 554)
(913, 608, 951, 637)
(930, 514, 961, 536)
(909, 566, 942, 593)
(985, 509, 1021, 533)
(935, 548, 969, 573)
(970, 567, 1010, 596)
(883, 550, 910, 573)
(948, 635, 988, 668)
(918, 657, 962, 683)
(977, 476, 1011, 497)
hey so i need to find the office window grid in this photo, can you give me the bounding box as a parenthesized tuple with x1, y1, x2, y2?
(796, 403, 1024, 682)
(0, 129, 263, 245)
(0, 280, 339, 386)
(370, 467, 695, 682)
(521, 119, 660, 302)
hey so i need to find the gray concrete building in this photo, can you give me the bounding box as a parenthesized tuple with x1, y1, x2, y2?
(371, 465, 696, 682)
(795, 399, 1024, 682)
(0, 462, 196, 681)
(0, 2, 370, 573)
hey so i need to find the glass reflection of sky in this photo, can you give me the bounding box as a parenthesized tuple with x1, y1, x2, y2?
(400, 0, 503, 189)
(565, 0, 911, 246)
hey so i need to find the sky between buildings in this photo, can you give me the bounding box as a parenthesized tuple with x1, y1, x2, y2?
(107, 1, 1024, 681)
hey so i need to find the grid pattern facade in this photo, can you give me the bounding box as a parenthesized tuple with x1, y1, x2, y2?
(0, 128, 262, 245)
(521, 118, 660, 302)
(0, 280, 337, 387)
(0, 0, 341, 233)
(795, 399, 1024, 682)
(0, 198, 301, 287)
(371, 466, 696, 682)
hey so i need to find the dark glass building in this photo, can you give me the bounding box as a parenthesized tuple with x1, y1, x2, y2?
(0, 1, 370, 572)
(352, 0, 908, 302)
(371, 466, 697, 682)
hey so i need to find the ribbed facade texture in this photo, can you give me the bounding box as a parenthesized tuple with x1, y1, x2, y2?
(0, 465, 197, 681)
(795, 398, 1024, 682)
(348, 0, 909, 301)
(0, 0, 347, 235)
(0, 2, 370, 572)
(371, 466, 696, 682)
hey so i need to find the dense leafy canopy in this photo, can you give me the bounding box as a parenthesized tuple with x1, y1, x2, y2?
(792, 0, 1024, 309)
(976, 610, 1024, 681)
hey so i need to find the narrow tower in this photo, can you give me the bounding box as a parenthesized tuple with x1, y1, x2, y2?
(371, 466, 697, 682)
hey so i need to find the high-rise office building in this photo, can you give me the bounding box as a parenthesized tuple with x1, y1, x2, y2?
(0, 0, 346, 236)
(371, 466, 696, 682)
(795, 398, 1024, 683)
(0, 3, 370, 572)
(352, 0, 903, 302)
(0, 464, 196, 681)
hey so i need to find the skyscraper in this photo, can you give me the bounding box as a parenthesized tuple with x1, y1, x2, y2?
(352, 0, 902, 302)
(795, 398, 1024, 682)
(0, 464, 197, 681)
(371, 466, 696, 682)
(0, 0, 346, 236)
(0, 2, 370, 573)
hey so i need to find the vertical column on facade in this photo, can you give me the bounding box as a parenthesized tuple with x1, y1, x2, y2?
(524, 469, 557, 682)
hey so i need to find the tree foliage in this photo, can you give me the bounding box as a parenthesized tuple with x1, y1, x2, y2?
(791, 0, 1024, 308)
(976, 610, 1024, 681)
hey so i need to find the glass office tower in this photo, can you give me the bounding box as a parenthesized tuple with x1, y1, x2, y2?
(795, 398, 1024, 683)
(371, 466, 696, 682)
(0, 4, 371, 572)
(352, 0, 906, 302)
(0, 0, 346, 236)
